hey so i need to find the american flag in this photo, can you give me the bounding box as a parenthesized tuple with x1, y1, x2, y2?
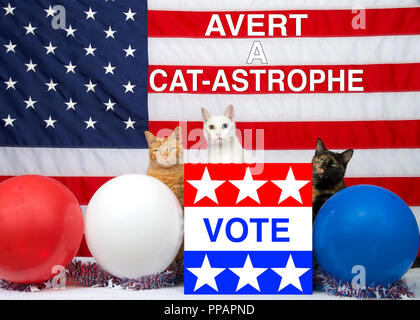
(0, 0, 419, 257)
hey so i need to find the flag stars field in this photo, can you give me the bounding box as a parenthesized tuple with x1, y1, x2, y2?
(0, 3, 144, 139)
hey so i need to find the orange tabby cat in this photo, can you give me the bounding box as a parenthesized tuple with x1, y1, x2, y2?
(144, 127, 184, 262)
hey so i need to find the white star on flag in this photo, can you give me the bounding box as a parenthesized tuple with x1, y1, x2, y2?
(84, 7, 97, 20)
(23, 22, 37, 35)
(104, 26, 116, 39)
(187, 167, 225, 204)
(44, 42, 57, 55)
(271, 255, 310, 292)
(104, 98, 116, 111)
(229, 255, 267, 292)
(44, 116, 57, 128)
(2, 114, 15, 127)
(45, 79, 58, 92)
(3, 3, 15, 16)
(44, 5, 56, 18)
(24, 96, 37, 109)
(123, 45, 136, 57)
(271, 167, 309, 204)
(84, 117, 97, 130)
(123, 8, 136, 21)
(103, 62, 116, 75)
(229, 167, 267, 204)
(65, 98, 77, 111)
(85, 80, 97, 93)
(4, 77, 17, 90)
(187, 255, 225, 292)
(4, 40, 16, 53)
(64, 25, 77, 37)
(124, 117, 135, 130)
(64, 61, 77, 74)
(25, 59, 37, 72)
(123, 81, 136, 93)
(84, 43, 96, 56)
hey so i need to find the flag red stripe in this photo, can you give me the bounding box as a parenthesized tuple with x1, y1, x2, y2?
(148, 8, 420, 38)
(148, 120, 420, 150)
(0, 176, 418, 206)
(76, 236, 92, 258)
(344, 177, 420, 206)
(148, 63, 420, 94)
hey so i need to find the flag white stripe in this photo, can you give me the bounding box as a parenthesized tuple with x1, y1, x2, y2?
(148, 36, 420, 66)
(148, 0, 420, 10)
(1, 147, 419, 177)
(0, 147, 149, 177)
(411, 207, 420, 231)
(148, 92, 420, 122)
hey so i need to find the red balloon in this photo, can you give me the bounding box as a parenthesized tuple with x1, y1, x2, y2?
(0, 175, 83, 283)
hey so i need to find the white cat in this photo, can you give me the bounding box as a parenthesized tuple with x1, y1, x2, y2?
(201, 105, 254, 163)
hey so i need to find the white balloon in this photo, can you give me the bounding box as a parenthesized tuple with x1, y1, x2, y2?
(84, 174, 183, 279)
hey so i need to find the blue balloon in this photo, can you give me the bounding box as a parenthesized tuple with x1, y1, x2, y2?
(313, 185, 419, 286)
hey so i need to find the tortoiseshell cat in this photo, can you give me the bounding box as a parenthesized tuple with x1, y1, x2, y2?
(144, 126, 184, 262)
(312, 138, 353, 222)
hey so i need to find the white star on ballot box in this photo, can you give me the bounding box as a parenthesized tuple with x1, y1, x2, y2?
(184, 163, 313, 295)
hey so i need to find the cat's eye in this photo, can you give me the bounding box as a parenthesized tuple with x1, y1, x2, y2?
(154, 149, 161, 153)
(208, 125, 215, 130)
(169, 147, 176, 152)
(222, 123, 228, 129)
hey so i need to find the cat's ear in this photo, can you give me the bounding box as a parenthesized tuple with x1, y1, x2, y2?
(170, 126, 182, 143)
(315, 138, 326, 155)
(341, 149, 354, 165)
(144, 131, 156, 146)
(224, 104, 234, 121)
(201, 107, 212, 122)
